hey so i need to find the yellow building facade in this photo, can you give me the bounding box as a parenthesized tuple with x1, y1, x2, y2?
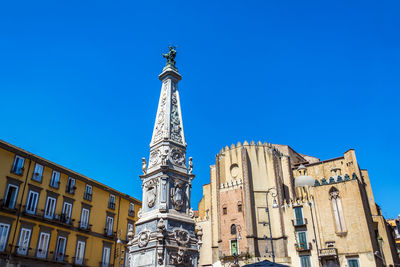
(0, 139, 141, 267)
(197, 141, 400, 267)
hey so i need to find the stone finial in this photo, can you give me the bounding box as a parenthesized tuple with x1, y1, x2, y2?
(188, 157, 193, 174)
(236, 141, 242, 147)
(142, 158, 147, 174)
(243, 140, 249, 145)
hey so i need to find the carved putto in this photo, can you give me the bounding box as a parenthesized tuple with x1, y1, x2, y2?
(188, 157, 193, 174)
(161, 148, 169, 166)
(142, 157, 147, 174)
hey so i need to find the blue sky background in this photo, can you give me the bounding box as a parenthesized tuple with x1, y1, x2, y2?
(0, 1, 399, 218)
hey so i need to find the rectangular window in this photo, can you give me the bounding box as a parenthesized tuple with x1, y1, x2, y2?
(238, 204, 242, 212)
(108, 194, 115, 209)
(66, 177, 76, 194)
(297, 231, 308, 249)
(17, 228, 31, 255)
(55, 236, 67, 261)
(11, 155, 25, 175)
(84, 185, 92, 201)
(4, 184, 19, 209)
(50, 171, 60, 188)
(25, 190, 39, 215)
(223, 207, 227, 215)
(300, 255, 311, 267)
(44, 196, 57, 219)
(32, 163, 43, 182)
(127, 223, 134, 240)
(62, 202, 72, 224)
(75, 240, 86, 264)
(106, 216, 114, 236)
(294, 206, 304, 225)
(102, 246, 111, 267)
(80, 208, 90, 229)
(36, 232, 50, 259)
(347, 258, 359, 267)
(128, 203, 135, 216)
(0, 223, 10, 252)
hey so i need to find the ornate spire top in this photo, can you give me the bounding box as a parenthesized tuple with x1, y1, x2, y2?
(147, 47, 186, 173)
(162, 45, 177, 70)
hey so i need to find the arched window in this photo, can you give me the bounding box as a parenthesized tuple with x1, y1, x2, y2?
(329, 187, 346, 233)
(231, 224, 237, 235)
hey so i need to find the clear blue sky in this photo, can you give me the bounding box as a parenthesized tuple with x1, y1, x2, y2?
(0, 1, 399, 218)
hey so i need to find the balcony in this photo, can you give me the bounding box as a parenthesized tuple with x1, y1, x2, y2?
(78, 222, 92, 232)
(49, 181, 60, 189)
(292, 218, 308, 227)
(319, 248, 338, 257)
(104, 228, 116, 239)
(99, 262, 114, 267)
(21, 209, 73, 228)
(295, 242, 312, 252)
(128, 210, 135, 217)
(11, 167, 24, 176)
(66, 186, 77, 194)
(108, 202, 115, 210)
(84, 192, 92, 201)
(8, 245, 70, 264)
(72, 257, 89, 266)
(0, 199, 19, 213)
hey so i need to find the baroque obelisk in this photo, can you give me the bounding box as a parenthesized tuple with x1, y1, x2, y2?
(127, 47, 201, 267)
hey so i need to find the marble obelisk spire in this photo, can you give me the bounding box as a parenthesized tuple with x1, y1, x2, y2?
(127, 46, 201, 267)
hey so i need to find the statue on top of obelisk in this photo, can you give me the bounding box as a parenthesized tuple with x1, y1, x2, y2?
(127, 47, 201, 267)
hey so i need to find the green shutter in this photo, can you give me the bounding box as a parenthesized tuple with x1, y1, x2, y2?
(298, 232, 307, 249)
(300, 256, 311, 267)
(348, 259, 359, 267)
(294, 207, 304, 225)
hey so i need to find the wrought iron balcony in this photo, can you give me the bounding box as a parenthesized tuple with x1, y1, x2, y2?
(108, 202, 115, 210)
(84, 192, 92, 201)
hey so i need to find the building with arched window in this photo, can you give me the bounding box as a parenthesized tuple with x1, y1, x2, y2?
(196, 142, 399, 267)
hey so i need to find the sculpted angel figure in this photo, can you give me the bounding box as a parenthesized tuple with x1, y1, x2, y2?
(142, 157, 147, 174)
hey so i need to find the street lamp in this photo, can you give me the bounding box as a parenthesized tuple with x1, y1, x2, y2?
(232, 224, 242, 266)
(116, 230, 125, 267)
(265, 187, 278, 263)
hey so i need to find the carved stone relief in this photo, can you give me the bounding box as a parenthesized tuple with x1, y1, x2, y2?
(138, 230, 151, 248)
(170, 181, 185, 211)
(170, 148, 186, 166)
(170, 85, 183, 143)
(149, 149, 161, 168)
(153, 86, 168, 144)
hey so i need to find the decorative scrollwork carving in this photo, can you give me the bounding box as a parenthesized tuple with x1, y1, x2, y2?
(174, 228, 190, 246)
(170, 88, 183, 143)
(170, 148, 185, 166)
(149, 149, 161, 167)
(147, 186, 157, 208)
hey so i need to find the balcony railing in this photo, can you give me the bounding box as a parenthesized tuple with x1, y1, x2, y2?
(84, 192, 92, 201)
(99, 262, 114, 267)
(319, 248, 338, 257)
(73, 257, 89, 266)
(292, 218, 308, 227)
(108, 202, 115, 210)
(295, 242, 312, 252)
(104, 228, 116, 238)
(21, 209, 73, 227)
(66, 186, 77, 194)
(0, 199, 19, 212)
(78, 222, 92, 232)
(8, 245, 70, 263)
(128, 210, 135, 217)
